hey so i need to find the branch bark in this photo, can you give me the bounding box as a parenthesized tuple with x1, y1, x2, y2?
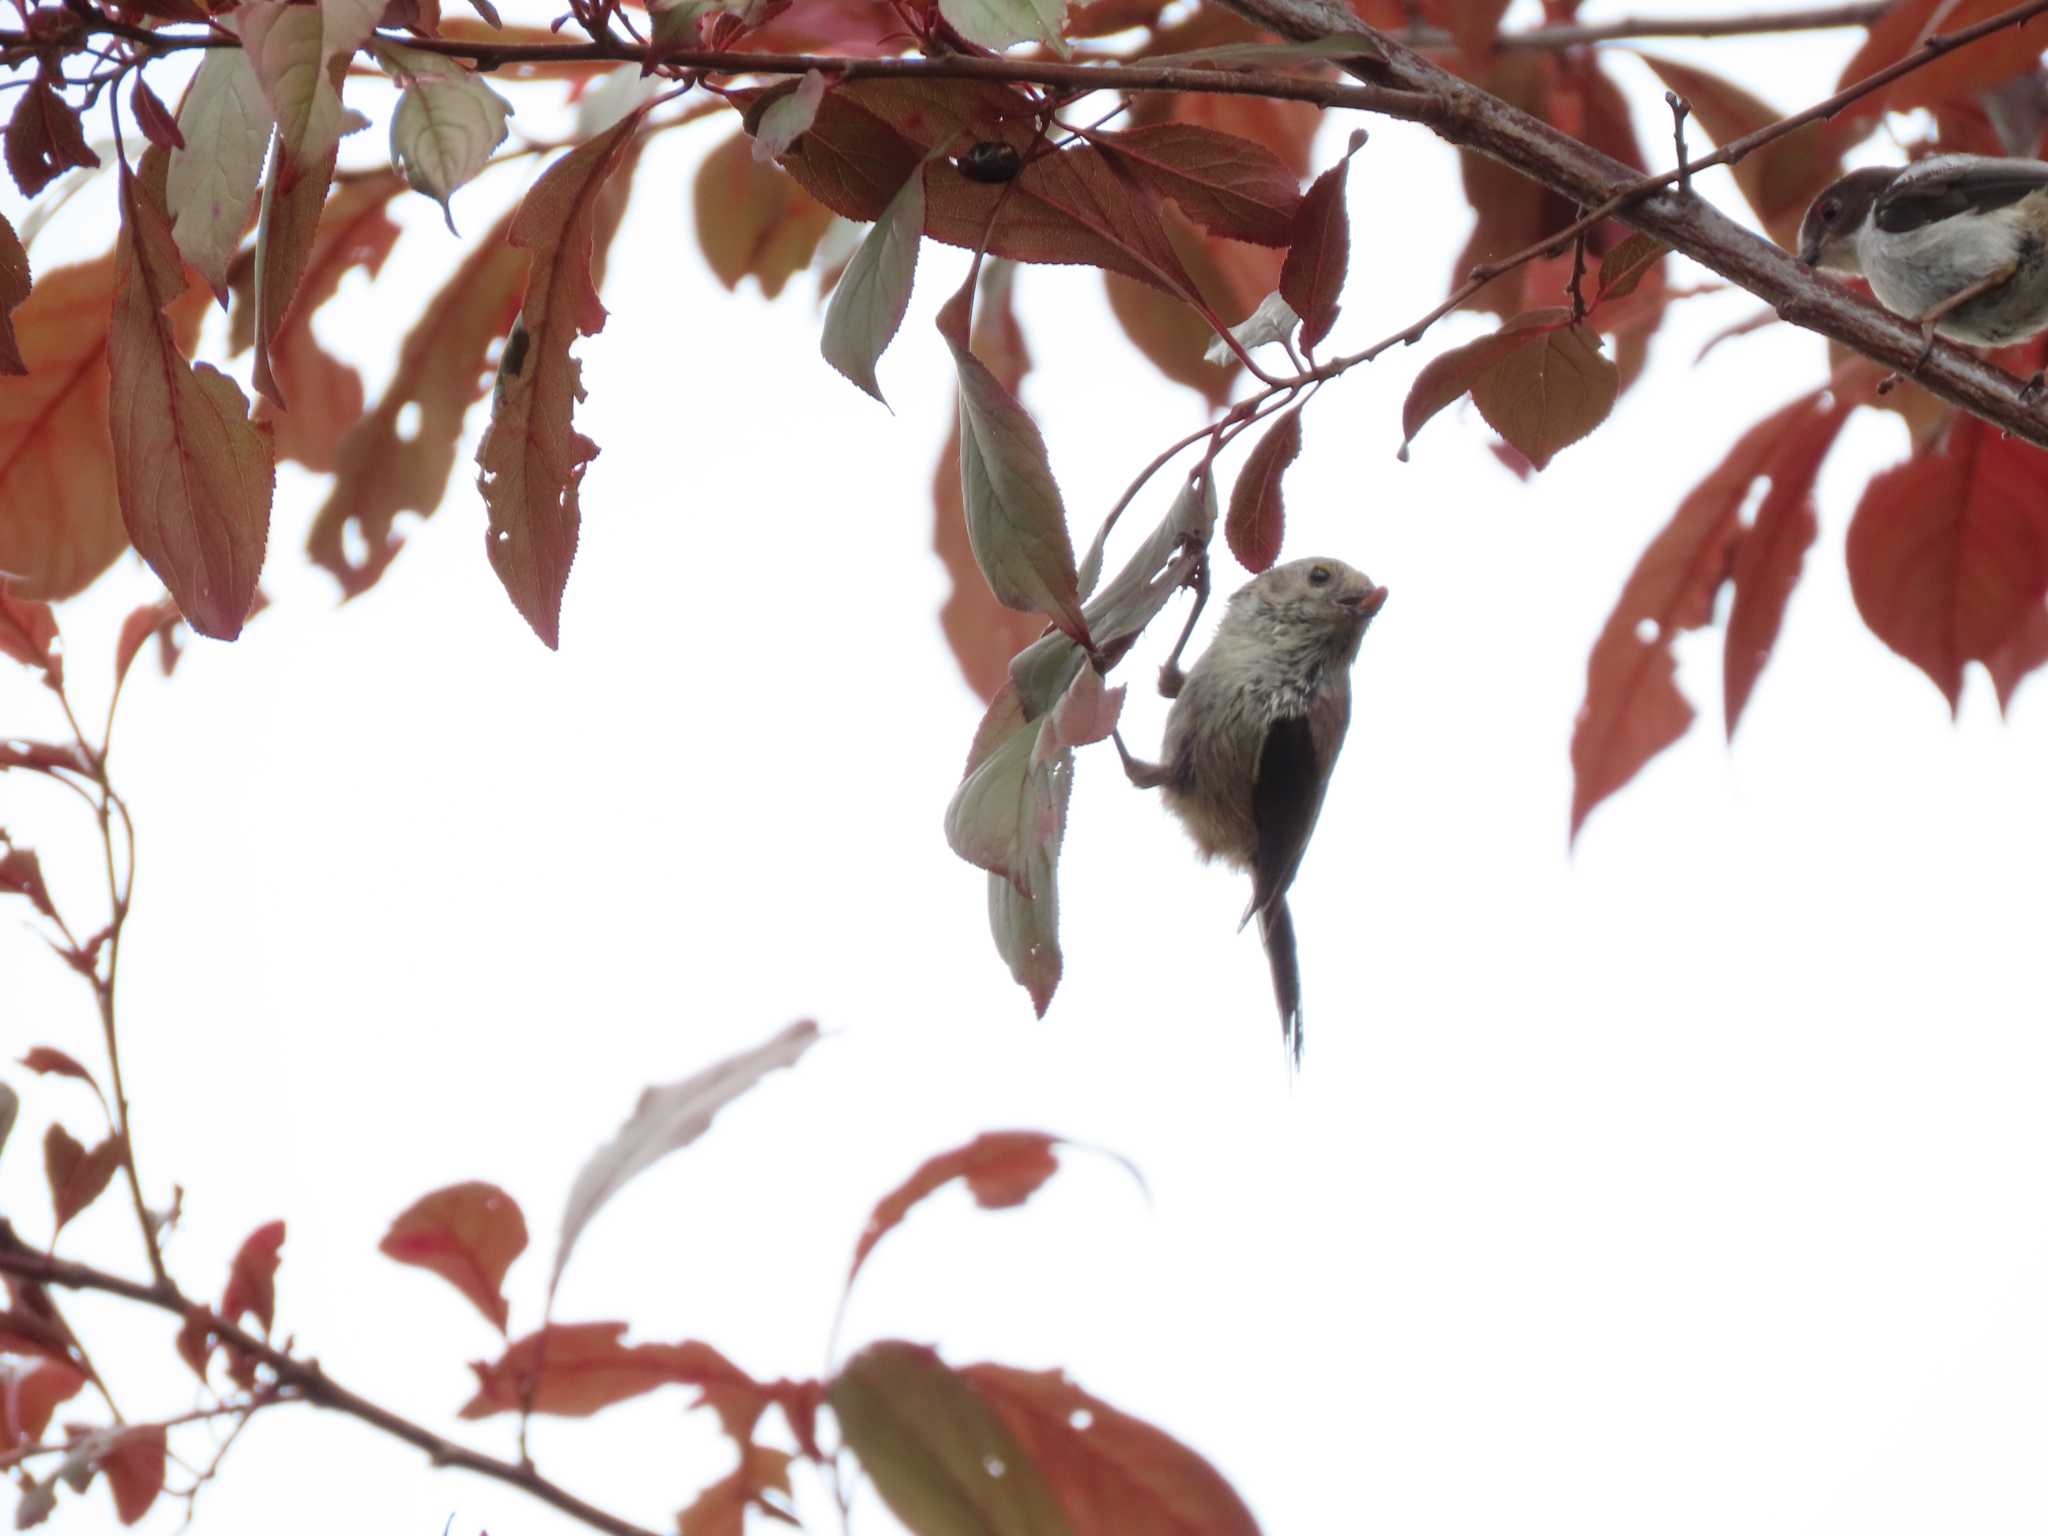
(1213, 0, 2048, 450)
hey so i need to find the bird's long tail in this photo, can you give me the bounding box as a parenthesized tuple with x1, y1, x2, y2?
(1259, 897, 1303, 1067)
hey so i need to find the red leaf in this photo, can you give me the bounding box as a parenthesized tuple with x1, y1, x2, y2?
(966, 1362, 1260, 1536)
(0, 213, 29, 377)
(1847, 416, 2048, 711)
(18, 1048, 99, 1096)
(308, 208, 528, 599)
(1226, 407, 1301, 573)
(781, 81, 1201, 301)
(692, 132, 834, 298)
(249, 139, 341, 413)
(253, 173, 408, 471)
(0, 1360, 85, 1448)
(101, 1426, 166, 1524)
(848, 1132, 1062, 1290)
(221, 1220, 285, 1332)
(44, 1125, 122, 1233)
(459, 1323, 755, 1419)
(113, 597, 184, 688)
(1639, 56, 1842, 249)
(0, 256, 205, 603)
(1570, 392, 1826, 840)
(1469, 315, 1617, 470)
(0, 741, 90, 775)
(676, 1445, 796, 1536)
(0, 844, 58, 920)
(380, 1181, 528, 1332)
(1279, 143, 1353, 351)
(476, 108, 647, 648)
(1094, 123, 1302, 246)
(1723, 392, 1856, 737)
(1988, 602, 2048, 713)
(110, 153, 273, 641)
(130, 76, 184, 152)
(175, 1309, 214, 1381)
(1837, 0, 2048, 122)
(933, 265, 1054, 701)
(1401, 318, 1552, 456)
(0, 587, 60, 683)
(5, 74, 100, 199)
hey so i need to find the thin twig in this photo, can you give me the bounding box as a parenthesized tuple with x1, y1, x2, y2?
(1666, 90, 1692, 194)
(0, 1241, 666, 1536)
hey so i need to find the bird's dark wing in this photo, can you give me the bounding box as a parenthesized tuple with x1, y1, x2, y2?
(1260, 897, 1303, 1066)
(1875, 163, 2048, 234)
(1247, 712, 1324, 927)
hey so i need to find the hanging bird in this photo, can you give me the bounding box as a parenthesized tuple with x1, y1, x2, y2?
(1116, 556, 1388, 1066)
(1798, 156, 2048, 349)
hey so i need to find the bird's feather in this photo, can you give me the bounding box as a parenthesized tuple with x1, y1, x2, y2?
(1876, 162, 2048, 234)
(1260, 896, 1303, 1065)
(1246, 712, 1323, 929)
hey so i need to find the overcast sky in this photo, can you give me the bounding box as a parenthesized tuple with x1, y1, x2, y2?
(7, 8, 2048, 1535)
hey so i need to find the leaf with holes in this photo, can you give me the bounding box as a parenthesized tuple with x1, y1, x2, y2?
(477, 108, 646, 647)
(1723, 391, 1855, 737)
(381, 1182, 528, 1331)
(1226, 407, 1300, 573)
(1847, 417, 2048, 712)
(110, 154, 273, 640)
(308, 206, 524, 597)
(1570, 392, 1823, 840)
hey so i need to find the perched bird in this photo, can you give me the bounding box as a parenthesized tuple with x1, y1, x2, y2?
(1116, 557, 1388, 1065)
(1798, 155, 2048, 348)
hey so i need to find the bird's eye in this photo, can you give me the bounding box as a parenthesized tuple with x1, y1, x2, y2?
(1821, 199, 1841, 222)
(1308, 565, 1332, 586)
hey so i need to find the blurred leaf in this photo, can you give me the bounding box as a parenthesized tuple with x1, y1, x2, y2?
(552, 1021, 819, 1293)
(847, 1132, 1062, 1291)
(45, 1125, 122, 1233)
(381, 1181, 528, 1332)
(460, 1323, 757, 1419)
(221, 1220, 286, 1332)
(0, 213, 28, 375)
(694, 131, 834, 298)
(1847, 415, 2048, 712)
(831, 1342, 1069, 1536)
(940, 0, 1066, 51)
(1837, 0, 2047, 123)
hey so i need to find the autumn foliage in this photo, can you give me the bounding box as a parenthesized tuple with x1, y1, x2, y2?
(8, 0, 2048, 1525)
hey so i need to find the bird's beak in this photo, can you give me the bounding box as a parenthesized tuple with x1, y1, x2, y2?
(1344, 584, 1389, 618)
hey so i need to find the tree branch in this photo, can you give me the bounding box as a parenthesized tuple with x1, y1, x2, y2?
(1213, 0, 2048, 450)
(1431, 1, 1890, 52)
(0, 1238, 665, 1536)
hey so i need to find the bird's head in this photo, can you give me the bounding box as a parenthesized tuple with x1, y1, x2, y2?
(1239, 557, 1387, 660)
(1797, 167, 1898, 273)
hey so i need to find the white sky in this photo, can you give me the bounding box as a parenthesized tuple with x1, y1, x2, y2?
(7, 8, 2048, 1536)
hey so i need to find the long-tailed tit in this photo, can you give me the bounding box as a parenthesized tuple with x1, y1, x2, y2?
(1116, 557, 1388, 1065)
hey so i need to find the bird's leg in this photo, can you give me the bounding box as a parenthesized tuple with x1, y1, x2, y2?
(1907, 261, 2018, 373)
(1112, 728, 1171, 789)
(1156, 550, 1210, 700)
